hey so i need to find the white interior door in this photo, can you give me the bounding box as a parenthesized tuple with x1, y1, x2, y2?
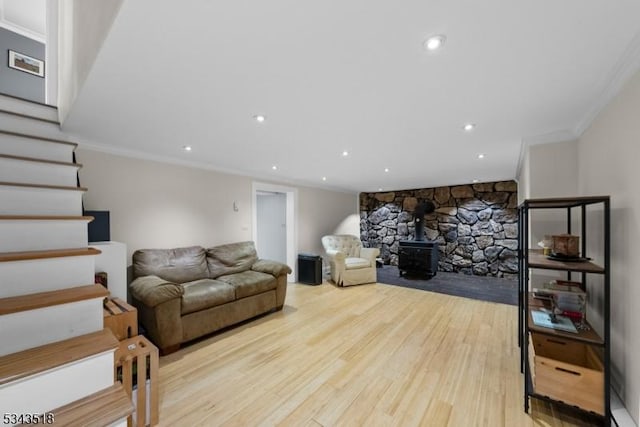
(252, 182, 297, 281)
(256, 192, 287, 264)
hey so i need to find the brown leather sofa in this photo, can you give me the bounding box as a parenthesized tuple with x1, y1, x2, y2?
(129, 241, 290, 354)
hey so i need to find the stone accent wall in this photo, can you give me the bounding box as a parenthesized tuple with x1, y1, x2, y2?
(359, 181, 518, 278)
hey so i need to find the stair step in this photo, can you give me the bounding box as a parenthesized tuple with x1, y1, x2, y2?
(0, 93, 59, 124)
(0, 253, 96, 299)
(0, 154, 81, 187)
(0, 285, 107, 356)
(0, 283, 107, 316)
(46, 383, 134, 427)
(0, 329, 117, 418)
(0, 130, 76, 163)
(0, 182, 85, 216)
(0, 247, 100, 263)
(0, 216, 92, 252)
(0, 328, 116, 385)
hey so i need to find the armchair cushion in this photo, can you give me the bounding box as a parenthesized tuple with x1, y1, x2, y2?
(321, 235, 362, 257)
(345, 257, 372, 269)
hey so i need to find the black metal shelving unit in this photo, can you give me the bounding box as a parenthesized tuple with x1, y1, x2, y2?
(518, 196, 610, 425)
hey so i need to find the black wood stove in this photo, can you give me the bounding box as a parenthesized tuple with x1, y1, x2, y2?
(398, 201, 439, 278)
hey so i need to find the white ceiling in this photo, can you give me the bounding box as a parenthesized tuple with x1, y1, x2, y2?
(63, 0, 640, 194)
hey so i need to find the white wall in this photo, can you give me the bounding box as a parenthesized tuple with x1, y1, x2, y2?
(76, 147, 359, 265)
(297, 188, 359, 257)
(527, 140, 580, 248)
(577, 68, 640, 425)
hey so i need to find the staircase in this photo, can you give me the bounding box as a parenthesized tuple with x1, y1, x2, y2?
(0, 96, 133, 426)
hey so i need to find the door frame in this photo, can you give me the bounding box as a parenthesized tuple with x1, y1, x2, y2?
(252, 182, 297, 282)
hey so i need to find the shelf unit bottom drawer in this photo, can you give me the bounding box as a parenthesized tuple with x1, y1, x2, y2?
(529, 332, 604, 415)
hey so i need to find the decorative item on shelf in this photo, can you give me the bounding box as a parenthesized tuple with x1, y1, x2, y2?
(551, 234, 579, 257)
(531, 309, 578, 333)
(546, 253, 592, 262)
(532, 280, 590, 332)
(537, 235, 553, 256)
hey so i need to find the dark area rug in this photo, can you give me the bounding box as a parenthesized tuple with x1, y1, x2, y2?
(376, 265, 518, 306)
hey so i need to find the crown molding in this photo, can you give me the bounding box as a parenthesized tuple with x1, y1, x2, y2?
(575, 28, 640, 137)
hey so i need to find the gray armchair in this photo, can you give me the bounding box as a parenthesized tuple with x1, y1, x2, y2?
(321, 234, 380, 286)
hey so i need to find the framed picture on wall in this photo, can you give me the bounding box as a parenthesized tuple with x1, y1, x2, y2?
(8, 50, 45, 77)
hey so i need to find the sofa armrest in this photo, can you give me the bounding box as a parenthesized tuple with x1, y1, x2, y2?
(251, 259, 292, 277)
(360, 247, 380, 264)
(129, 275, 183, 308)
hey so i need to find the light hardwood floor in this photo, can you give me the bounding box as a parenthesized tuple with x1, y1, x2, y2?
(158, 282, 600, 426)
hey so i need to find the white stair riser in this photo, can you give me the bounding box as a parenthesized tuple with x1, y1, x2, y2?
(0, 94, 59, 123)
(0, 351, 114, 420)
(0, 256, 95, 298)
(0, 299, 104, 357)
(0, 157, 79, 187)
(0, 133, 74, 163)
(0, 186, 82, 216)
(0, 220, 89, 252)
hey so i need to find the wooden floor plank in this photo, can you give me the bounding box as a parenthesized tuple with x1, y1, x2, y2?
(157, 282, 601, 426)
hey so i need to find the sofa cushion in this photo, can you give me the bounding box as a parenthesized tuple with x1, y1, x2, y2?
(206, 241, 258, 278)
(345, 257, 371, 269)
(181, 279, 236, 315)
(133, 246, 209, 283)
(217, 270, 277, 299)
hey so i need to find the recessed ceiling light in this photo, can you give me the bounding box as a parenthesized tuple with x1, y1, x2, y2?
(183, 145, 192, 151)
(424, 35, 446, 51)
(271, 165, 277, 170)
(478, 153, 485, 159)
(322, 176, 327, 181)
(463, 123, 476, 132)
(384, 168, 390, 173)
(472, 179, 479, 183)
(342, 151, 349, 157)
(254, 115, 266, 123)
